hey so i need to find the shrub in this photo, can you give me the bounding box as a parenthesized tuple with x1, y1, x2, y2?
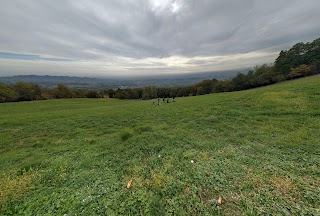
(14, 82, 41, 101)
(0, 83, 18, 102)
(85, 90, 101, 98)
(51, 84, 75, 99)
(289, 65, 312, 79)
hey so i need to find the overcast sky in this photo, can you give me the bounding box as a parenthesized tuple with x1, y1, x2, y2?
(0, 0, 319, 77)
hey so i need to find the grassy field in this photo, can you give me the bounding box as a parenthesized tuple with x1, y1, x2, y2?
(0, 75, 319, 215)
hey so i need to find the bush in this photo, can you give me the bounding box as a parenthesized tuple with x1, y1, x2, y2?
(14, 82, 41, 101)
(51, 84, 75, 99)
(289, 65, 312, 79)
(40, 92, 50, 100)
(196, 87, 205, 95)
(85, 90, 101, 98)
(0, 83, 18, 102)
(311, 60, 320, 73)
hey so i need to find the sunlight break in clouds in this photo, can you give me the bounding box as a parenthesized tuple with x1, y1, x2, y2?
(0, 51, 278, 77)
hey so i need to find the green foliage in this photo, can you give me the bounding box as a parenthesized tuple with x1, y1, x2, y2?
(311, 59, 320, 73)
(176, 87, 189, 97)
(85, 90, 101, 98)
(196, 87, 205, 95)
(275, 37, 320, 76)
(0, 83, 18, 102)
(289, 64, 312, 79)
(142, 86, 157, 100)
(14, 82, 42, 101)
(231, 73, 250, 90)
(213, 80, 233, 92)
(72, 89, 87, 98)
(120, 129, 134, 141)
(114, 89, 130, 99)
(51, 84, 75, 99)
(194, 79, 218, 94)
(0, 83, 108, 102)
(105, 89, 116, 98)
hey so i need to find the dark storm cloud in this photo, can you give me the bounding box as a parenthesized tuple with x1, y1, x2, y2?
(0, 0, 319, 76)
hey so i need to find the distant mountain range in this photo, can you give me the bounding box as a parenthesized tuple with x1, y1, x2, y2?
(0, 69, 248, 89)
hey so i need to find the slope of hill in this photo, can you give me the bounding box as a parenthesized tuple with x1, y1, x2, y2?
(0, 75, 319, 215)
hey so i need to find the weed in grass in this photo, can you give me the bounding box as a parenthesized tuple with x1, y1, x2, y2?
(120, 129, 134, 141)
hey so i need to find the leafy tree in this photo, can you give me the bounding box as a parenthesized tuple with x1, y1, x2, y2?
(213, 80, 233, 92)
(196, 87, 205, 95)
(275, 37, 320, 77)
(85, 90, 101, 98)
(73, 89, 86, 98)
(189, 86, 197, 96)
(114, 89, 130, 99)
(0, 83, 18, 102)
(105, 89, 116, 98)
(176, 87, 189, 97)
(194, 79, 218, 94)
(311, 59, 320, 73)
(127, 88, 140, 99)
(169, 87, 179, 98)
(51, 84, 75, 99)
(289, 65, 312, 79)
(142, 86, 157, 100)
(231, 73, 250, 91)
(304, 38, 320, 65)
(40, 91, 50, 100)
(14, 82, 42, 101)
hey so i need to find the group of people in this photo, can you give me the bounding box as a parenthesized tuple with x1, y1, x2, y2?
(152, 97, 175, 105)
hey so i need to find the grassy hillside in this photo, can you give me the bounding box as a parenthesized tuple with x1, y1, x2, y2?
(0, 75, 319, 215)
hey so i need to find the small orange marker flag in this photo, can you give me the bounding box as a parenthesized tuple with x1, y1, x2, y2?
(218, 195, 222, 205)
(127, 179, 133, 189)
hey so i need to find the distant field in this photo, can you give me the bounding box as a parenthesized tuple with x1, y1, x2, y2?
(0, 75, 319, 215)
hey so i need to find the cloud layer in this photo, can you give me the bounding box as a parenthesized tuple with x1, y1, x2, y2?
(0, 0, 319, 77)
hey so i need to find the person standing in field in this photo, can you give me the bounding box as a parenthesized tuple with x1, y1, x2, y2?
(167, 97, 169, 103)
(158, 97, 161, 105)
(173, 96, 175, 102)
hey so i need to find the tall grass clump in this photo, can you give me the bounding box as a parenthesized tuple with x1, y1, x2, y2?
(120, 129, 133, 141)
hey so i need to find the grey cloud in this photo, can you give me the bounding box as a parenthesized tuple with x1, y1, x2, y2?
(0, 0, 319, 76)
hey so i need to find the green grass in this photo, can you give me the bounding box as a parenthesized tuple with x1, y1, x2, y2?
(0, 75, 319, 215)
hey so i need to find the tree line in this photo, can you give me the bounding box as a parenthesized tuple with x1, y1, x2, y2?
(0, 83, 103, 103)
(0, 37, 319, 103)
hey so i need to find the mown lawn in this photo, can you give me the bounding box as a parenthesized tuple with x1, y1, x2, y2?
(0, 75, 319, 215)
